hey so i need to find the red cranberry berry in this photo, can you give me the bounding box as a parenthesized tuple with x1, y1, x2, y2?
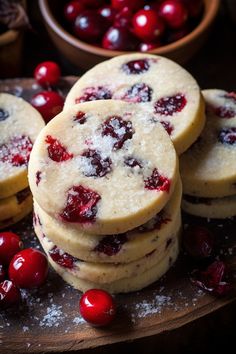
(98, 5, 117, 24)
(121, 59, 151, 74)
(154, 93, 186, 116)
(81, 0, 105, 8)
(64, 1, 84, 22)
(79, 289, 116, 326)
(74, 10, 109, 43)
(73, 111, 87, 124)
(0, 108, 9, 121)
(191, 260, 231, 296)
(31, 91, 64, 123)
(138, 41, 159, 52)
(218, 127, 236, 145)
(0, 280, 21, 309)
(45, 135, 73, 162)
(0, 232, 23, 266)
(81, 149, 112, 177)
(101, 116, 134, 150)
(124, 156, 143, 169)
(132, 9, 165, 42)
(111, 0, 144, 12)
(159, 0, 188, 29)
(94, 234, 128, 256)
(144, 168, 170, 192)
(214, 106, 235, 119)
(102, 26, 138, 51)
(49, 246, 77, 269)
(36, 171, 42, 186)
(183, 225, 214, 259)
(60, 185, 101, 223)
(114, 6, 133, 28)
(0, 264, 6, 282)
(160, 121, 174, 135)
(9, 248, 48, 289)
(122, 83, 153, 103)
(75, 86, 112, 103)
(0, 136, 33, 167)
(34, 61, 61, 87)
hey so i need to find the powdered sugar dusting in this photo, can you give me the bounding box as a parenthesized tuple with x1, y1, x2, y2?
(39, 304, 64, 327)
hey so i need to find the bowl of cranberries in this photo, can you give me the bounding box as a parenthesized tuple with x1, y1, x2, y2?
(39, 0, 220, 70)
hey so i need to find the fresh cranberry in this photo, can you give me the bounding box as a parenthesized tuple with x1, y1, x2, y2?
(98, 5, 117, 24)
(75, 86, 112, 103)
(182, 0, 203, 18)
(9, 248, 48, 289)
(191, 260, 231, 296)
(0, 280, 21, 309)
(74, 10, 109, 43)
(73, 111, 87, 124)
(138, 41, 159, 52)
(214, 106, 235, 119)
(111, 0, 144, 12)
(0, 232, 23, 266)
(159, 121, 174, 135)
(94, 234, 127, 256)
(102, 26, 138, 51)
(45, 135, 73, 162)
(81, 0, 105, 8)
(60, 185, 101, 223)
(136, 210, 171, 232)
(101, 116, 134, 150)
(0, 108, 9, 121)
(0, 264, 5, 282)
(81, 149, 112, 177)
(218, 127, 236, 145)
(124, 156, 143, 169)
(64, 1, 84, 22)
(154, 93, 186, 116)
(49, 246, 77, 269)
(0, 135, 32, 167)
(34, 61, 61, 87)
(31, 91, 64, 123)
(79, 289, 116, 326)
(114, 6, 133, 28)
(183, 225, 214, 259)
(144, 168, 170, 192)
(16, 188, 31, 204)
(121, 58, 151, 74)
(132, 9, 165, 42)
(36, 171, 42, 186)
(121, 83, 153, 103)
(159, 0, 188, 29)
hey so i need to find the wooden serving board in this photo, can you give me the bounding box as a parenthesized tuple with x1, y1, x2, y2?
(0, 78, 236, 354)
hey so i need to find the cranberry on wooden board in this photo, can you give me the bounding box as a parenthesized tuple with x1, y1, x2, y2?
(31, 91, 64, 123)
(0, 280, 21, 309)
(34, 61, 61, 87)
(0, 232, 23, 266)
(74, 10, 109, 42)
(9, 248, 48, 289)
(132, 9, 165, 42)
(159, 0, 188, 29)
(64, 1, 84, 22)
(79, 289, 116, 326)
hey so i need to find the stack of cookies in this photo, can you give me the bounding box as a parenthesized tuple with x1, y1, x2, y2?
(180, 89, 236, 218)
(0, 93, 45, 229)
(29, 53, 206, 293)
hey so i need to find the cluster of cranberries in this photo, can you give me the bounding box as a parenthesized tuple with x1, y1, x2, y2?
(183, 225, 232, 296)
(0, 231, 48, 309)
(63, 0, 203, 51)
(30, 61, 64, 123)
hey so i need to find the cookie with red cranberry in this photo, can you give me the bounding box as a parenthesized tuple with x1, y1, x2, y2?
(0, 93, 45, 199)
(64, 53, 205, 155)
(38, 227, 180, 293)
(0, 188, 32, 222)
(0, 195, 33, 229)
(33, 177, 182, 263)
(180, 89, 236, 198)
(182, 193, 236, 219)
(35, 213, 180, 284)
(29, 100, 178, 235)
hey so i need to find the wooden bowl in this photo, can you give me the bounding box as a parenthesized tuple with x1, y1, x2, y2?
(39, 0, 220, 71)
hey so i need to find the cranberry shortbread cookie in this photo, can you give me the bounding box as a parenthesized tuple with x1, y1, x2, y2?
(39, 228, 180, 293)
(64, 53, 205, 155)
(29, 100, 178, 235)
(0, 195, 32, 229)
(33, 178, 182, 263)
(0, 188, 32, 222)
(0, 93, 45, 199)
(180, 89, 236, 198)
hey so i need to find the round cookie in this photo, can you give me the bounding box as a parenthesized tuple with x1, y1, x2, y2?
(0, 196, 33, 229)
(35, 214, 180, 284)
(33, 178, 182, 263)
(64, 53, 205, 155)
(0, 188, 32, 221)
(40, 231, 180, 294)
(182, 193, 236, 219)
(29, 100, 178, 235)
(180, 89, 236, 198)
(0, 93, 45, 199)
